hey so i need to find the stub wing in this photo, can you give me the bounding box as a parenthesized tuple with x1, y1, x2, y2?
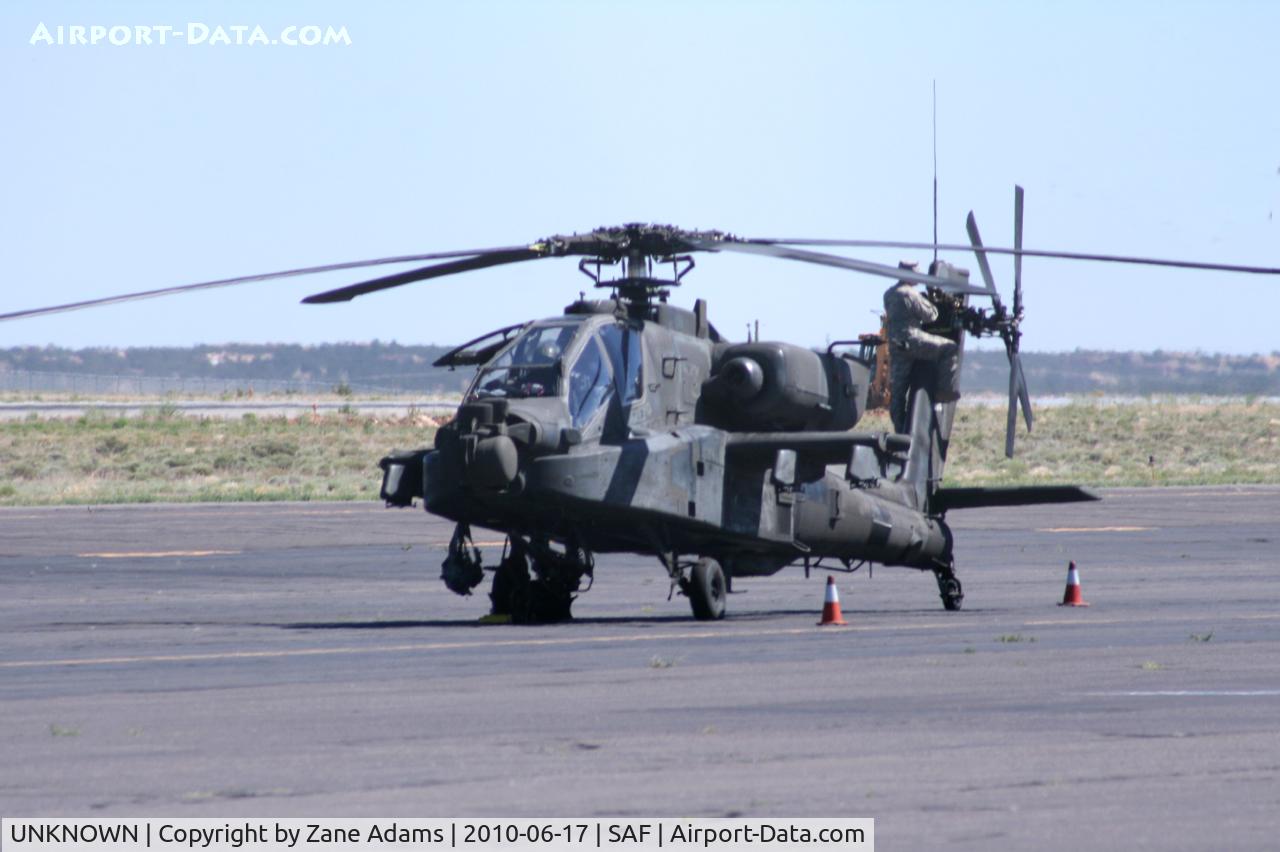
(724, 431, 910, 464)
(931, 485, 1100, 512)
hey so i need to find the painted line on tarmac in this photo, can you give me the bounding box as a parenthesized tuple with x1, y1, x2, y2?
(426, 540, 507, 548)
(106, 507, 376, 518)
(1085, 690, 1280, 697)
(0, 621, 958, 670)
(1037, 526, 1152, 533)
(10, 507, 383, 520)
(76, 550, 241, 559)
(1026, 613, 1280, 626)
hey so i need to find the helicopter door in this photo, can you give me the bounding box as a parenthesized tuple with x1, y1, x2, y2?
(662, 348, 684, 426)
(673, 337, 708, 424)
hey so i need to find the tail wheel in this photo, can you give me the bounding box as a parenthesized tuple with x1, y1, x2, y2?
(688, 557, 727, 621)
(935, 567, 964, 611)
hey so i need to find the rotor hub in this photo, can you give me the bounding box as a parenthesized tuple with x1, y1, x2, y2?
(533, 223, 730, 264)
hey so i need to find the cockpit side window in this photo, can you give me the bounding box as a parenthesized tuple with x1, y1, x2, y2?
(568, 336, 614, 427)
(598, 323, 643, 404)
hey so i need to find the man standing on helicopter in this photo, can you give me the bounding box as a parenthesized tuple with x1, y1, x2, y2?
(883, 260, 959, 433)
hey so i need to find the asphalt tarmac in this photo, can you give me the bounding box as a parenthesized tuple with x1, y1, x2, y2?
(2, 488, 1278, 850)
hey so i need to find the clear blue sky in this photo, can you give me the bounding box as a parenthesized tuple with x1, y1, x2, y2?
(3, 0, 1277, 353)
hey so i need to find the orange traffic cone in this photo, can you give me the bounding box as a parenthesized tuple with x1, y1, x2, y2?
(818, 575, 847, 625)
(1059, 561, 1089, 607)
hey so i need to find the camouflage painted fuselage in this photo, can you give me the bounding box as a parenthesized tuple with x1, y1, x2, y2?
(390, 296, 956, 579)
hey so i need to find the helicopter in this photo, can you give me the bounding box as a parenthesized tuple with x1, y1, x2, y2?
(7, 187, 1280, 622)
(357, 202, 1062, 622)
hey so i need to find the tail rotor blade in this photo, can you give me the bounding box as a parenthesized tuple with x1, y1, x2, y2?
(1005, 354, 1020, 458)
(1012, 186, 1031, 432)
(1016, 353, 1034, 432)
(1013, 185, 1024, 317)
(1003, 341, 1033, 457)
(965, 213, 1002, 309)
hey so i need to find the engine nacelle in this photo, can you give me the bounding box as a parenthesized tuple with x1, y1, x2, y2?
(715, 356, 766, 402)
(701, 342, 870, 431)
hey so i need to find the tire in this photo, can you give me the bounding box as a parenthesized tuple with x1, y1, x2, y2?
(490, 552, 529, 616)
(688, 557, 727, 621)
(526, 580, 574, 623)
(938, 575, 964, 611)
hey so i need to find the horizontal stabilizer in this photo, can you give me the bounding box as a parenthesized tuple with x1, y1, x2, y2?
(725, 431, 910, 464)
(932, 485, 1100, 512)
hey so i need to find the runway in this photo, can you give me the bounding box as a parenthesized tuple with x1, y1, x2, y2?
(2, 488, 1278, 850)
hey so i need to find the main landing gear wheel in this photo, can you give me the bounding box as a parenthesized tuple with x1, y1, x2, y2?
(498, 564, 575, 624)
(520, 574, 575, 624)
(934, 564, 964, 612)
(686, 557, 727, 621)
(490, 539, 586, 624)
(489, 549, 530, 618)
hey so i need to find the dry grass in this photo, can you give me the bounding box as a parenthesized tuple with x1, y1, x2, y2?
(860, 398, 1280, 487)
(3, 399, 1279, 506)
(0, 409, 441, 506)
(944, 399, 1280, 487)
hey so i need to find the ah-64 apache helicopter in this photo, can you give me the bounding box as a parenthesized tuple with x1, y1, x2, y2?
(7, 187, 1279, 622)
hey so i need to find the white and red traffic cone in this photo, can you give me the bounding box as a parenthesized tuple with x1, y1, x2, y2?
(1059, 560, 1089, 607)
(818, 575, 847, 625)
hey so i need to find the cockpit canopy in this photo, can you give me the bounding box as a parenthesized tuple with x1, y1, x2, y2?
(469, 322, 576, 402)
(468, 318, 644, 428)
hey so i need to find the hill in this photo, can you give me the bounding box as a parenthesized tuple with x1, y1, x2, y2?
(0, 342, 463, 395)
(2, 343, 1279, 397)
(962, 349, 1280, 396)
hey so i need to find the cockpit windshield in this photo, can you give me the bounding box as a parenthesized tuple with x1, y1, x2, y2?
(468, 321, 580, 400)
(467, 320, 644, 427)
(598, 324, 643, 404)
(568, 324, 644, 427)
(568, 336, 612, 427)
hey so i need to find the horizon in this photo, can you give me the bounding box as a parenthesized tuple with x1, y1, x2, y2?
(5, 340, 1280, 360)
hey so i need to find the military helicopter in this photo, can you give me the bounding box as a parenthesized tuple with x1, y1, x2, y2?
(7, 187, 1279, 622)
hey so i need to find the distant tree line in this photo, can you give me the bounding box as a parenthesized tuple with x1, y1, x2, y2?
(2, 344, 1279, 396)
(0, 342, 466, 394)
(962, 349, 1280, 395)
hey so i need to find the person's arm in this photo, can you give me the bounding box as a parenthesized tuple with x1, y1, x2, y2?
(906, 288, 939, 324)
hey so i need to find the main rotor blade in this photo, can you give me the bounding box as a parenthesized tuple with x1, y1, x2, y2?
(965, 213, 1003, 308)
(681, 237, 990, 296)
(0, 246, 533, 323)
(302, 248, 542, 304)
(751, 237, 1280, 276)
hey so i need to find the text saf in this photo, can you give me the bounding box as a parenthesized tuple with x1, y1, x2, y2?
(608, 825, 652, 843)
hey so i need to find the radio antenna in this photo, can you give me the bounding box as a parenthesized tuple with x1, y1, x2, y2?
(932, 79, 938, 265)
